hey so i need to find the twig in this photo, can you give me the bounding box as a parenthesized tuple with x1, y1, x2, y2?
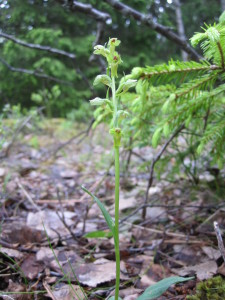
(52, 118, 94, 156)
(0, 107, 44, 159)
(16, 179, 41, 212)
(203, 106, 210, 131)
(103, 0, 201, 60)
(0, 295, 15, 300)
(89, 22, 107, 72)
(0, 57, 74, 86)
(55, 189, 80, 241)
(0, 32, 76, 59)
(122, 220, 196, 239)
(43, 281, 57, 300)
(125, 137, 133, 173)
(214, 221, 225, 263)
(142, 124, 185, 219)
(131, 150, 148, 162)
(121, 202, 223, 225)
(217, 42, 225, 69)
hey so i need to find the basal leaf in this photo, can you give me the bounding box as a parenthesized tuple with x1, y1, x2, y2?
(136, 276, 194, 300)
(81, 186, 115, 236)
(84, 230, 113, 238)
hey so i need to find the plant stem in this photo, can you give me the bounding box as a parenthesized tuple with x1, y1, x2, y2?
(114, 144, 120, 300)
(112, 76, 117, 127)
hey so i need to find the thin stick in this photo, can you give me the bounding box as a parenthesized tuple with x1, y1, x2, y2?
(214, 221, 225, 263)
(16, 179, 41, 212)
(142, 124, 185, 219)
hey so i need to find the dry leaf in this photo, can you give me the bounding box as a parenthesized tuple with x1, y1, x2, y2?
(172, 260, 217, 280)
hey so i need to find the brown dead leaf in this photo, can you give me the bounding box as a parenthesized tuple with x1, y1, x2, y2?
(218, 262, 225, 276)
(52, 284, 86, 300)
(109, 197, 137, 213)
(20, 254, 44, 280)
(108, 287, 142, 300)
(27, 210, 77, 239)
(0, 247, 24, 260)
(63, 259, 128, 287)
(172, 260, 217, 280)
(1, 223, 44, 244)
(202, 246, 221, 260)
(4, 279, 32, 300)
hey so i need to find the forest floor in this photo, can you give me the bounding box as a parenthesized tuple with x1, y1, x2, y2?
(0, 118, 224, 300)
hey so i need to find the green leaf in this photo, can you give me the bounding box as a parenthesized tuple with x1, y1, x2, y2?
(81, 186, 115, 236)
(90, 97, 109, 106)
(108, 297, 123, 300)
(163, 123, 170, 138)
(84, 230, 113, 238)
(161, 99, 171, 113)
(136, 276, 194, 300)
(152, 127, 162, 148)
(94, 74, 112, 87)
(31, 93, 43, 103)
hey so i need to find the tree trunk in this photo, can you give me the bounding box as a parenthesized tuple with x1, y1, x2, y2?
(174, 0, 188, 61)
(221, 0, 225, 12)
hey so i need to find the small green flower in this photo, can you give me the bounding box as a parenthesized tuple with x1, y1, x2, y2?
(93, 45, 110, 57)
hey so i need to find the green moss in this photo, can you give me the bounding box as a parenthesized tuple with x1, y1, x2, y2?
(187, 276, 225, 300)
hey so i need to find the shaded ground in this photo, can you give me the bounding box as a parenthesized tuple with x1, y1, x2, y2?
(0, 119, 224, 300)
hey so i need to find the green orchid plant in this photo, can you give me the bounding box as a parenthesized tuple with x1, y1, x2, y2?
(82, 38, 194, 300)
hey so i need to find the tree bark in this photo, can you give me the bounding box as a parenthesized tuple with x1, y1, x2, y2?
(174, 0, 188, 61)
(221, 0, 225, 12)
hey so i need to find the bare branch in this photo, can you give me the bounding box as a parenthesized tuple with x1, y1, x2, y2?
(57, 0, 111, 22)
(0, 57, 74, 86)
(103, 0, 201, 61)
(142, 124, 185, 219)
(0, 32, 76, 59)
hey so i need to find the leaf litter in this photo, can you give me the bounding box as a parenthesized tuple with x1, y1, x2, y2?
(0, 121, 224, 299)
